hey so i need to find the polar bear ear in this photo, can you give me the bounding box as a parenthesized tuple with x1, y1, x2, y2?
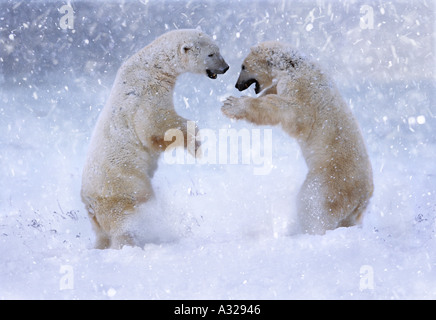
(250, 45, 260, 53)
(180, 43, 193, 54)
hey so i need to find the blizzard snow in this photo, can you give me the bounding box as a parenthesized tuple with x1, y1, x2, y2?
(0, 0, 435, 299)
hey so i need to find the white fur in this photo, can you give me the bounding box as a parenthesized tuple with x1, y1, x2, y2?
(222, 42, 374, 234)
(81, 30, 227, 249)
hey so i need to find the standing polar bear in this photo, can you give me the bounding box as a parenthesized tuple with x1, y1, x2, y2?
(81, 30, 229, 249)
(222, 42, 373, 234)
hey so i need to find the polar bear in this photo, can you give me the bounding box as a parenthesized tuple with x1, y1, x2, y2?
(222, 41, 373, 234)
(81, 30, 229, 249)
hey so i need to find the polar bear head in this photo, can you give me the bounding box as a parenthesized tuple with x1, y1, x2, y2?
(235, 41, 307, 94)
(171, 29, 229, 79)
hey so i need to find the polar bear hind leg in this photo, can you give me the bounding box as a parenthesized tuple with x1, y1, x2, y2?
(297, 176, 341, 234)
(88, 213, 111, 249)
(298, 173, 370, 234)
(86, 196, 144, 249)
(337, 197, 370, 228)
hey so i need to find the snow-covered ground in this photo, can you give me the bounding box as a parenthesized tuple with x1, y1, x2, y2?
(1, 0, 435, 299)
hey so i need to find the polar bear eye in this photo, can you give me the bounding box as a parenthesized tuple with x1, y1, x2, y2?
(208, 53, 214, 57)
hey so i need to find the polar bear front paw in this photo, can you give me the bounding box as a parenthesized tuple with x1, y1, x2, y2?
(221, 96, 250, 120)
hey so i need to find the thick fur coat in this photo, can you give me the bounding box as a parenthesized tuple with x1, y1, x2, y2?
(222, 42, 373, 234)
(81, 30, 228, 248)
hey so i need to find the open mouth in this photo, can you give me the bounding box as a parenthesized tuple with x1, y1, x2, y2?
(206, 70, 218, 79)
(236, 78, 260, 94)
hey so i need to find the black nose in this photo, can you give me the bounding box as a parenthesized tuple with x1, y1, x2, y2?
(218, 65, 229, 74)
(235, 78, 258, 92)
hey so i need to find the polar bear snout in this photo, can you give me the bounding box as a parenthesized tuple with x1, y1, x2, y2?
(235, 65, 262, 94)
(220, 64, 230, 74)
(205, 51, 229, 79)
(235, 77, 260, 94)
(206, 63, 229, 79)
